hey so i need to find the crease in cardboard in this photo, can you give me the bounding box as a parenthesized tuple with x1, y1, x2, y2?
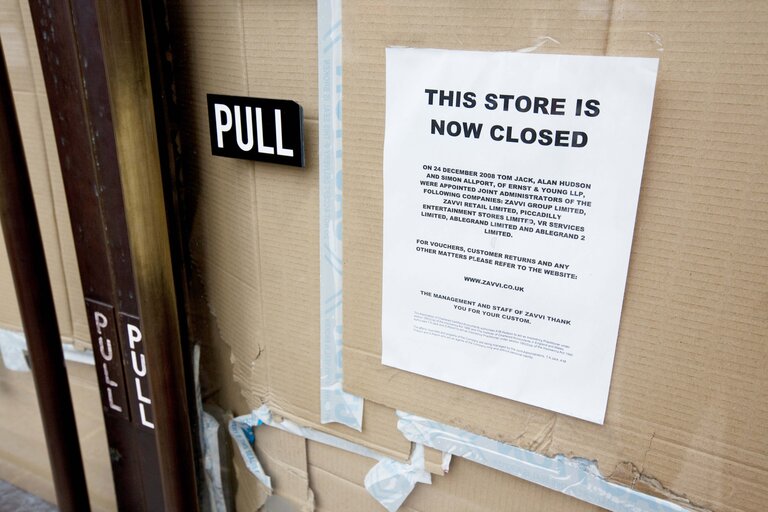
(397, 411, 693, 512)
(317, 0, 364, 431)
(230, 404, 431, 512)
(0, 326, 94, 372)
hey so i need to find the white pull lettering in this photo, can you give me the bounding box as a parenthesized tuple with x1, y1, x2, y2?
(214, 104, 232, 148)
(135, 377, 151, 405)
(107, 388, 122, 412)
(139, 403, 154, 429)
(94, 311, 108, 333)
(127, 323, 142, 349)
(234, 106, 254, 151)
(102, 362, 118, 387)
(275, 109, 294, 157)
(131, 351, 146, 377)
(99, 336, 112, 361)
(255, 107, 275, 154)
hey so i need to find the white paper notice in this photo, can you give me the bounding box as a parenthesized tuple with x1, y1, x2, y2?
(382, 48, 658, 424)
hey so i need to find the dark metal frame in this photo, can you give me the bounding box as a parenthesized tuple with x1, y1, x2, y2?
(23, 1, 200, 509)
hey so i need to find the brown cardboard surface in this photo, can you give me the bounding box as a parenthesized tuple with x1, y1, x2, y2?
(0, 240, 21, 330)
(343, 1, 768, 511)
(166, 0, 411, 460)
(0, 362, 116, 511)
(0, 0, 88, 342)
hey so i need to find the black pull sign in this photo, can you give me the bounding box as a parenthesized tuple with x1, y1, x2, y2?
(207, 94, 304, 167)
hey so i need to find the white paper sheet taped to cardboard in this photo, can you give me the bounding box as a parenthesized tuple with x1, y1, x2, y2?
(230, 405, 430, 512)
(397, 411, 690, 512)
(381, 48, 659, 424)
(317, 0, 364, 431)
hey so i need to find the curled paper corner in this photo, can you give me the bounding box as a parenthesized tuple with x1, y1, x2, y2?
(515, 36, 561, 53)
(230, 405, 431, 511)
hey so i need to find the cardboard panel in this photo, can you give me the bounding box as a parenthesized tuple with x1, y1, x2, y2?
(242, 1, 320, 120)
(342, 1, 768, 510)
(166, 0, 411, 459)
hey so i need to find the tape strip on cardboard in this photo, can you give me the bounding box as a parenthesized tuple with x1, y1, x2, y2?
(230, 405, 430, 512)
(397, 411, 690, 512)
(193, 345, 228, 512)
(317, 0, 364, 431)
(201, 411, 227, 512)
(0, 328, 28, 371)
(0, 326, 94, 371)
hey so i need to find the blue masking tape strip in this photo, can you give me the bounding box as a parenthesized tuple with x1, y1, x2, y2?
(318, 0, 364, 430)
(231, 405, 430, 512)
(397, 411, 691, 512)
